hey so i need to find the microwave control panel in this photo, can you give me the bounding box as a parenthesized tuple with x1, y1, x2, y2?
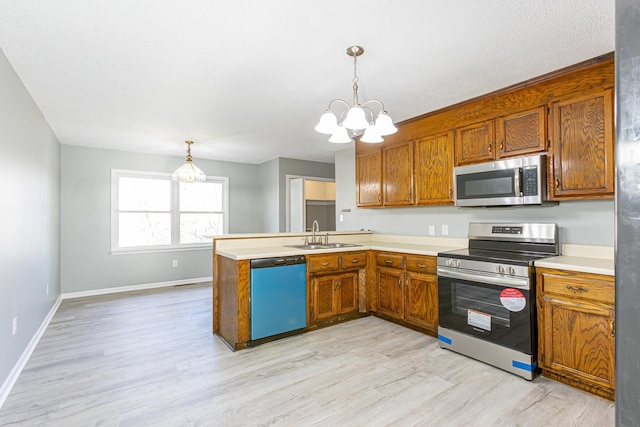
(522, 166, 539, 196)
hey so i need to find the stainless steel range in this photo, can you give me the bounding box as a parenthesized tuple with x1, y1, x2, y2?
(437, 222, 559, 380)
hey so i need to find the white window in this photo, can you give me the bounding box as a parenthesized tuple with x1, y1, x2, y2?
(111, 169, 229, 253)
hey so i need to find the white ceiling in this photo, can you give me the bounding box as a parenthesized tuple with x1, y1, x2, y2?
(0, 1, 614, 164)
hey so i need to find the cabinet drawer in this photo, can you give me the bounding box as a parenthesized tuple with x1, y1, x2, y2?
(308, 254, 340, 273)
(542, 271, 614, 304)
(376, 252, 404, 269)
(340, 251, 367, 270)
(405, 255, 436, 274)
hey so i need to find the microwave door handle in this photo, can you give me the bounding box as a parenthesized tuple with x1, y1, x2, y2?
(514, 168, 522, 196)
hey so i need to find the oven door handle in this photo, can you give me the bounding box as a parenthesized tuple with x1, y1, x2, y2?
(437, 267, 530, 290)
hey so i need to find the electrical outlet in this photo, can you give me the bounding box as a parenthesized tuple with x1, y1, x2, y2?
(172, 260, 178, 268)
(12, 317, 17, 336)
(428, 225, 435, 236)
(441, 224, 449, 236)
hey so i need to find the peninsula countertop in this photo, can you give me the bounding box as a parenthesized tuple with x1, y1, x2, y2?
(213, 231, 468, 260)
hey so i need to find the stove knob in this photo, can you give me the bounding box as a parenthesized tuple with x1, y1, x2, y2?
(456, 260, 461, 268)
(508, 266, 516, 275)
(498, 265, 505, 274)
(445, 259, 452, 267)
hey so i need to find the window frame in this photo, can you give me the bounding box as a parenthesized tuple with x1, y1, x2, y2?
(110, 169, 229, 254)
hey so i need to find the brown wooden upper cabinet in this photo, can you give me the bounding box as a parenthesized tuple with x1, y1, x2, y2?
(413, 131, 454, 205)
(454, 106, 547, 166)
(549, 88, 614, 200)
(383, 139, 414, 206)
(356, 147, 382, 207)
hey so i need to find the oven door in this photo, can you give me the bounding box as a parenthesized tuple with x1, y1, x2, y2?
(438, 268, 535, 355)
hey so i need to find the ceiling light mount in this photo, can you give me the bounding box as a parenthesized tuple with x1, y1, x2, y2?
(172, 140, 206, 183)
(315, 45, 397, 144)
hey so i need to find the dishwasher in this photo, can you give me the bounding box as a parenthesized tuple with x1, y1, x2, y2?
(249, 255, 307, 344)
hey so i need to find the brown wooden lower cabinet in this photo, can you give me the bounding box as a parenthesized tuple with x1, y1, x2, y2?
(536, 267, 615, 400)
(375, 251, 438, 334)
(311, 272, 358, 321)
(308, 252, 366, 324)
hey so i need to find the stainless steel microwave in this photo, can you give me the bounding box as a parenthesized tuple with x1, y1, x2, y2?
(454, 154, 552, 207)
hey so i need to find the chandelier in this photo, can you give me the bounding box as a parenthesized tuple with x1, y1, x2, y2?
(172, 141, 206, 183)
(315, 45, 397, 144)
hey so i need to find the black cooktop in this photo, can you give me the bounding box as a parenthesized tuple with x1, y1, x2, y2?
(438, 247, 554, 266)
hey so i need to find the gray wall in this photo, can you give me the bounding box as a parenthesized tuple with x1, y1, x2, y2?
(60, 145, 264, 293)
(258, 158, 280, 233)
(335, 147, 615, 246)
(0, 49, 61, 390)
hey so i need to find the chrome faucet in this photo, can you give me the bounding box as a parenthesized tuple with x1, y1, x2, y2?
(311, 220, 320, 244)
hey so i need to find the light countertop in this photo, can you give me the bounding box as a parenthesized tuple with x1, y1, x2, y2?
(213, 232, 615, 276)
(214, 232, 467, 260)
(534, 244, 614, 276)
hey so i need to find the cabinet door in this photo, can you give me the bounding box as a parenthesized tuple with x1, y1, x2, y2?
(497, 106, 547, 158)
(541, 296, 615, 391)
(356, 148, 382, 207)
(404, 272, 438, 331)
(376, 268, 404, 319)
(336, 273, 358, 314)
(312, 275, 337, 321)
(414, 131, 454, 205)
(455, 119, 495, 166)
(550, 89, 614, 199)
(383, 141, 414, 206)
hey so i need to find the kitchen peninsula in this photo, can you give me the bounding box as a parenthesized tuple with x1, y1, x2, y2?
(212, 231, 467, 350)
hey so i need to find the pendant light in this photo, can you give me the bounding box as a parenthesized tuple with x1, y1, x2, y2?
(315, 45, 397, 144)
(172, 141, 206, 183)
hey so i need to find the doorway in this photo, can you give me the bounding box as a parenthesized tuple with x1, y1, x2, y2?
(286, 175, 336, 232)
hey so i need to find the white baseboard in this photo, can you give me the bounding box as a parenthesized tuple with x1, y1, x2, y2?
(0, 276, 212, 409)
(0, 295, 62, 410)
(61, 276, 212, 300)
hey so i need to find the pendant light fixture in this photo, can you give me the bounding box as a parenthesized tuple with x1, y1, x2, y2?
(172, 141, 206, 183)
(315, 45, 397, 144)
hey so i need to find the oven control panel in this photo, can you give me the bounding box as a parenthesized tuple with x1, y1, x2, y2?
(491, 225, 523, 235)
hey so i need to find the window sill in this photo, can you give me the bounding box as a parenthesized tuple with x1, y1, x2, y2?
(110, 246, 212, 255)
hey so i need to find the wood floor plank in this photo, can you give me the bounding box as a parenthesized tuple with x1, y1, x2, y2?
(0, 283, 614, 426)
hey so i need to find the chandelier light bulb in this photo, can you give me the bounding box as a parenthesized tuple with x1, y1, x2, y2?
(374, 111, 398, 136)
(314, 111, 338, 134)
(361, 124, 384, 143)
(342, 106, 368, 130)
(328, 126, 353, 144)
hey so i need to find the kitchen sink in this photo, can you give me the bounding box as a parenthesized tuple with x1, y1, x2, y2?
(322, 243, 362, 248)
(285, 243, 362, 250)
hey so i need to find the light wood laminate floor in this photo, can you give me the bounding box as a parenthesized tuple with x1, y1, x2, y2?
(0, 283, 614, 426)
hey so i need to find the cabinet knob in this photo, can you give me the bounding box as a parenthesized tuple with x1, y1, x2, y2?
(500, 140, 504, 151)
(385, 259, 393, 264)
(555, 178, 560, 189)
(566, 285, 589, 292)
(449, 188, 453, 198)
(417, 264, 426, 268)
(488, 144, 493, 154)
(321, 261, 329, 266)
(351, 259, 359, 263)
